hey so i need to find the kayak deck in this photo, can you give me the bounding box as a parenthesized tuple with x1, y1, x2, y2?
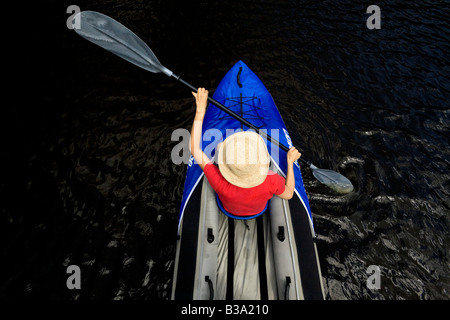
(172, 169, 324, 300)
(171, 61, 324, 300)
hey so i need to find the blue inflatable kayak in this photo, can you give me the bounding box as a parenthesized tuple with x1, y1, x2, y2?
(172, 61, 324, 300)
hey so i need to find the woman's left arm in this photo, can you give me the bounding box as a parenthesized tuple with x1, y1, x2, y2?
(190, 88, 211, 170)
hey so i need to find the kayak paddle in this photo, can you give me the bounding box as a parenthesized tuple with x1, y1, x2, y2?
(72, 11, 354, 194)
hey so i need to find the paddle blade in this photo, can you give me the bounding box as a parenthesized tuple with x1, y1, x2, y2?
(73, 11, 173, 76)
(311, 168, 354, 194)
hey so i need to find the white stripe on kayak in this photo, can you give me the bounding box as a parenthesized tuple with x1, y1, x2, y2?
(178, 172, 204, 235)
(269, 156, 315, 234)
(281, 197, 301, 299)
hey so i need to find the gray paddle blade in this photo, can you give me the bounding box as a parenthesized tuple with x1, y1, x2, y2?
(74, 11, 173, 76)
(311, 168, 354, 194)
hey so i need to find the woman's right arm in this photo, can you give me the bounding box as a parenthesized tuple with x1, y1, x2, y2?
(277, 147, 301, 200)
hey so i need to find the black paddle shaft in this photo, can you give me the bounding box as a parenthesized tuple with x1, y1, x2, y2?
(73, 10, 353, 193)
(173, 74, 312, 168)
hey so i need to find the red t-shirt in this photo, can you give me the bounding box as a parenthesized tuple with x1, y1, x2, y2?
(204, 163, 286, 216)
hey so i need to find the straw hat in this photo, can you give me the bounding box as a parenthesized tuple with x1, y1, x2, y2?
(217, 131, 270, 188)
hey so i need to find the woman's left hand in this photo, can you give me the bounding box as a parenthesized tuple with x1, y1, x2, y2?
(192, 87, 209, 114)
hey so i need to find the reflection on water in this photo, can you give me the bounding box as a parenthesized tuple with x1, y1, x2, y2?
(1, 0, 448, 299)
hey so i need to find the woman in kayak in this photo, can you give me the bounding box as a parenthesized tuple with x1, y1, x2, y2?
(190, 88, 301, 218)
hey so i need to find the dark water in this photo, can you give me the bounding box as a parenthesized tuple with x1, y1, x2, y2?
(1, 0, 449, 300)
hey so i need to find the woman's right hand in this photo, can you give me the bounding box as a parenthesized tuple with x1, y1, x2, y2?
(287, 147, 301, 164)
